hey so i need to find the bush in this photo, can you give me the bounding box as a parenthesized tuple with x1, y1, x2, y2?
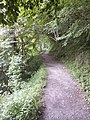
(7, 55, 23, 92)
(22, 55, 43, 79)
(0, 66, 46, 120)
(6, 55, 43, 92)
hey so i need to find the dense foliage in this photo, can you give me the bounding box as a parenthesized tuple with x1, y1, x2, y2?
(0, 66, 46, 120)
(48, 0, 90, 101)
(0, 0, 90, 119)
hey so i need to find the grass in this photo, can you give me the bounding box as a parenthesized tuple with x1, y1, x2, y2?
(0, 65, 47, 120)
(63, 60, 90, 102)
(51, 42, 90, 102)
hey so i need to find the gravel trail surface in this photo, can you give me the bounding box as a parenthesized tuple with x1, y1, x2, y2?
(39, 54, 90, 120)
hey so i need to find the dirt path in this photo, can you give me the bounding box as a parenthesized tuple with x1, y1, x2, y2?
(40, 54, 90, 120)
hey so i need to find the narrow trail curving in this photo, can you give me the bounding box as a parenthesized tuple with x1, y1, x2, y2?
(40, 54, 90, 120)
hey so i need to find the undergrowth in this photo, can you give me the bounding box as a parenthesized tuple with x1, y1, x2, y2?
(0, 65, 46, 120)
(51, 31, 90, 102)
(63, 60, 90, 102)
(52, 48, 90, 102)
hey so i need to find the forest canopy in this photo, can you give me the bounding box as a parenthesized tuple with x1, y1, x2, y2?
(0, 0, 90, 93)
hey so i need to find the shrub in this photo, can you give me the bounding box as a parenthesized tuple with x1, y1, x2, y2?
(0, 66, 46, 120)
(7, 55, 23, 92)
(7, 55, 43, 92)
(22, 55, 43, 79)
